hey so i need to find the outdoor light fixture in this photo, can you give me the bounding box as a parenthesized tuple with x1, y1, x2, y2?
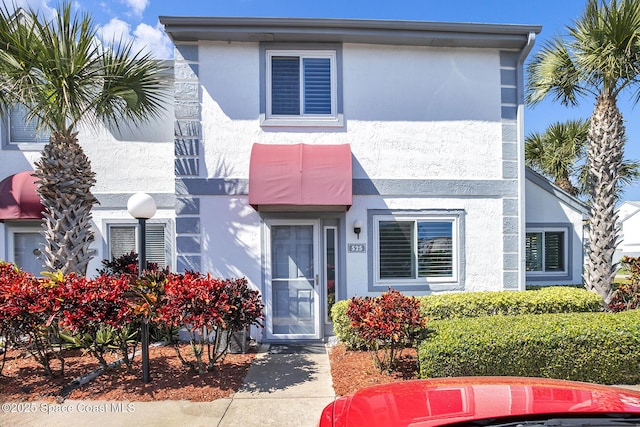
(353, 219, 363, 239)
(127, 192, 156, 384)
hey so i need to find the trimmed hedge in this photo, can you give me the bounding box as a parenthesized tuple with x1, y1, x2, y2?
(331, 287, 602, 349)
(420, 287, 602, 320)
(331, 299, 366, 350)
(418, 310, 640, 385)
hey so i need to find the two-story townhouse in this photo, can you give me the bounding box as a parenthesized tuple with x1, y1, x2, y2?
(158, 17, 544, 342)
(0, 17, 589, 344)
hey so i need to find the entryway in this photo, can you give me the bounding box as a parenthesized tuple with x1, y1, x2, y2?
(265, 220, 322, 340)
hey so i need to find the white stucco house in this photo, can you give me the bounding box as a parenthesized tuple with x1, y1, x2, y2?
(614, 201, 640, 264)
(0, 17, 588, 343)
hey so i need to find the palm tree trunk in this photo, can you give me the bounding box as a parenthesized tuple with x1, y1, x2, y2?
(554, 176, 579, 196)
(585, 94, 624, 305)
(34, 132, 97, 275)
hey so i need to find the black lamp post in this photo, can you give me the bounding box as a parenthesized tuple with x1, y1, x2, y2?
(127, 192, 156, 384)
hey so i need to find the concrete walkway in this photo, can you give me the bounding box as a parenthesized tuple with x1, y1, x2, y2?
(0, 344, 336, 427)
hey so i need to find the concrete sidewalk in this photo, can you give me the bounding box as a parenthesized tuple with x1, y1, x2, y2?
(0, 344, 336, 427)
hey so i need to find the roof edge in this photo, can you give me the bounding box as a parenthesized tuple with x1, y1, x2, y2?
(159, 16, 542, 49)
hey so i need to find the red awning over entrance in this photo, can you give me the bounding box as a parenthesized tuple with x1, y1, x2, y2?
(0, 171, 45, 220)
(249, 143, 352, 210)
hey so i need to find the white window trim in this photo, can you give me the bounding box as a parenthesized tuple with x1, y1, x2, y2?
(373, 214, 459, 286)
(105, 220, 172, 268)
(262, 49, 343, 127)
(526, 227, 569, 276)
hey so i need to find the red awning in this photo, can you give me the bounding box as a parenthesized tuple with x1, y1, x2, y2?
(0, 171, 45, 220)
(249, 143, 352, 210)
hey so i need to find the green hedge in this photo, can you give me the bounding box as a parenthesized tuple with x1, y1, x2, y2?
(330, 299, 366, 350)
(331, 287, 602, 349)
(418, 310, 640, 384)
(420, 287, 602, 320)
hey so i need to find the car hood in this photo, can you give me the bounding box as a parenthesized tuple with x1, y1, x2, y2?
(322, 377, 640, 427)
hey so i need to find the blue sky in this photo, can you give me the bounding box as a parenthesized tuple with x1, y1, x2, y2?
(13, 0, 640, 200)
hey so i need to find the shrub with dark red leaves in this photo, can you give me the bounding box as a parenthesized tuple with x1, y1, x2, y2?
(0, 263, 66, 376)
(157, 273, 264, 374)
(610, 256, 640, 312)
(347, 288, 427, 372)
(59, 274, 137, 368)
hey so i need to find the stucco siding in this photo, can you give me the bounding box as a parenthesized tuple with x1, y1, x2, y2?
(525, 179, 585, 285)
(197, 41, 504, 181)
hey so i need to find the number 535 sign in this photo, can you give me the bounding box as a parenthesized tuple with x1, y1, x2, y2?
(347, 243, 366, 253)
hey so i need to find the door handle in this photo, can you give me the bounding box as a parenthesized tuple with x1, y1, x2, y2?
(314, 274, 319, 287)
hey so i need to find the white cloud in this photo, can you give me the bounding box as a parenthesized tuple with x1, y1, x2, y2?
(132, 22, 173, 59)
(121, 0, 149, 17)
(7, 0, 57, 20)
(98, 18, 173, 59)
(98, 17, 132, 44)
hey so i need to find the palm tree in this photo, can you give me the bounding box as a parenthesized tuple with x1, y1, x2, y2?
(0, 3, 168, 275)
(527, 0, 640, 305)
(525, 119, 640, 198)
(525, 119, 589, 196)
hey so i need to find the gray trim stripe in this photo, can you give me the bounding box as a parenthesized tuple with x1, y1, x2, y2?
(94, 193, 175, 209)
(176, 177, 518, 197)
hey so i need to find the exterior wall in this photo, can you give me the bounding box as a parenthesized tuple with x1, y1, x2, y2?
(174, 38, 525, 303)
(616, 202, 640, 262)
(524, 179, 585, 286)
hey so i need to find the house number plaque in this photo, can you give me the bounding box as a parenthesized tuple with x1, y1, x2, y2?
(347, 243, 366, 253)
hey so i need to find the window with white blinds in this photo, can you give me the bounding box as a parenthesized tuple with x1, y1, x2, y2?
(266, 50, 336, 120)
(8, 104, 49, 144)
(109, 224, 167, 267)
(375, 216, 457, 283)
(526, 229, 567, 274)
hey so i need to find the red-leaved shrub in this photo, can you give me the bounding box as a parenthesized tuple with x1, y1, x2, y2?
(347, 288, 427, 372)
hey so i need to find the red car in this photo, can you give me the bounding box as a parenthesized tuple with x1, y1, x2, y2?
(319, 377, 640, 426)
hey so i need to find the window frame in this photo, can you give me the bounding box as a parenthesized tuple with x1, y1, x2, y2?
(371, 211, 463, 290)
(4, 223, 46, 276)
(105, 220, 172, 269)
(262, 46, 343, 127)
(2, 104, 49, 151)
(525, 225, 570, 279)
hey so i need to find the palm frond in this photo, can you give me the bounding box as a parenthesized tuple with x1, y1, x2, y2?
(526, 36, 587, 106)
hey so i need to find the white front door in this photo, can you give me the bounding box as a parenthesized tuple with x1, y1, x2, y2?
(265, 220, 321, 340)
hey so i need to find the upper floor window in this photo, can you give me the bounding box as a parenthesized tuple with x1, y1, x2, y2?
(3, 104, 49, 150)
(525, 228, 567, 274)
(264, 49, 342, 127)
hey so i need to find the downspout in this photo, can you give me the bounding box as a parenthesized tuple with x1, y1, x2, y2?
(516, 32, 536, 291)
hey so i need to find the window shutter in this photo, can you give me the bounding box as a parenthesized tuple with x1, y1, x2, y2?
(110, 225, 166, 267)
(525, 232, 543, 271)
(303, 58, 331, 114)
(145, 225, 166, 267)
(110, 226, 136, 260)
(379, 221, 413, 278)
(544, 231, 565, 272)
(9, 105, 48, 144)
(417, 222, 453, 277)
(271, 56, 300, 115)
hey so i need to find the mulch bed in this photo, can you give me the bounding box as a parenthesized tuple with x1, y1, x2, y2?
(0, 344, 255, 402)
(328, 344, 419, 396)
